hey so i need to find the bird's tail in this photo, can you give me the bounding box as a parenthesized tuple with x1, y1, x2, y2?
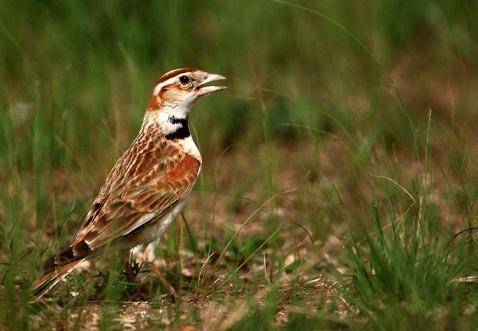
(32, 258, 86, 300)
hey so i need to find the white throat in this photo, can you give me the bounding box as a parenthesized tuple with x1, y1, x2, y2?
(142, 105, 190, 135)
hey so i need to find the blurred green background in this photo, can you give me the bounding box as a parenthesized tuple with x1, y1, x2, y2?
(1, 0, 478, 329)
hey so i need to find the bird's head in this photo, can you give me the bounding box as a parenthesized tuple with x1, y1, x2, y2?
(148, 68, 226, 114)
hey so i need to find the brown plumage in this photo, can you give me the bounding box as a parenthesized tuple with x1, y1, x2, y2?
(33, 68, 226, 298)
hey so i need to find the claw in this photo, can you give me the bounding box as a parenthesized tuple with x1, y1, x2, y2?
(123, 260, 143, 282)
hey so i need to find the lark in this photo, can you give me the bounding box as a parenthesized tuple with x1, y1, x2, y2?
(33, 68, 226, 299)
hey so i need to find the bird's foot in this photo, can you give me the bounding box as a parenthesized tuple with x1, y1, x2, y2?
(123, 260, 143, 282)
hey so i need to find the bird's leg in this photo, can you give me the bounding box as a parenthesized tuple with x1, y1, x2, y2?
(150, 262, 177, 300)
(123, 259, 143, 282)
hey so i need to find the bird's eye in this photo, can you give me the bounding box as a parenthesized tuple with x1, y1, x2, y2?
(179, 75, 190, 85)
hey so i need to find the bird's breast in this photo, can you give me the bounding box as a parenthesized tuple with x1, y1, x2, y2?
(174, 136, 202, 162)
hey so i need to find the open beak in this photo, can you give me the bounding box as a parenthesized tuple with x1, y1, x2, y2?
(197, 73, 227, 96)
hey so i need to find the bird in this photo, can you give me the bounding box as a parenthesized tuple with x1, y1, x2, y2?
(33, 68, 227, 299)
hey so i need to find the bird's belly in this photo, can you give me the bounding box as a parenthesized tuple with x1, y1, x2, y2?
(151, 198, 188, 238)
(130, 197, 189, 263)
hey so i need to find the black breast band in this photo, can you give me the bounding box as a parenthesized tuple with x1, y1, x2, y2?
(165, 117, 190, 140)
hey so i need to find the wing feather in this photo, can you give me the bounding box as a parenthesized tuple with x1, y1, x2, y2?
(72, 133, 201, 252)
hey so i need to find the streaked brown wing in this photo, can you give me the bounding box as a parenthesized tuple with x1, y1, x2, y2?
(79, 187, 184, 250)
(71, 135, 201, 254)
(76, 132, 148, 234)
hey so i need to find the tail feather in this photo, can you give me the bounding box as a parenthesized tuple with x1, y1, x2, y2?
(33, 258, 86, 300)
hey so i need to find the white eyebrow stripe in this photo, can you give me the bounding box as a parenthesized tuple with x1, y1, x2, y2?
(153, 76, 181, 95)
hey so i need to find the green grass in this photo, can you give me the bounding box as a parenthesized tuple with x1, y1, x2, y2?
(1, 0, 478, 329)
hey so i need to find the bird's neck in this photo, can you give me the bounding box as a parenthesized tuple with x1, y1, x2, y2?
(142, 105, 191, 140)
(141, 105, 201, 161)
